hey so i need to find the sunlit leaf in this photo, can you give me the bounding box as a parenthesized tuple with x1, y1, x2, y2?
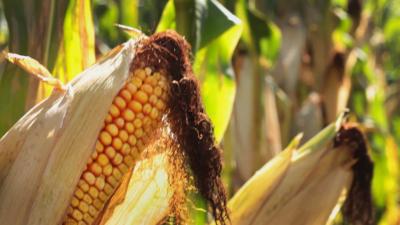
(40, 0, 95, 101)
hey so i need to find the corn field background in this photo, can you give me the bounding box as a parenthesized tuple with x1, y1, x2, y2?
(0, 0, 399, 224)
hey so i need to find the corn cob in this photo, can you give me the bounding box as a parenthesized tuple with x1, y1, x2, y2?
(63, 67, 169, 225)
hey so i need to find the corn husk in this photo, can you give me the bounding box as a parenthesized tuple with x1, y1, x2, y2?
(0, 39, 138, 225)
(227, 116, 373, 225)
(99, 153, 171, 225)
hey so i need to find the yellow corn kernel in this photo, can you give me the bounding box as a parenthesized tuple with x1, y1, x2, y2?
(72, 209, 83, 221)
(79, 201, 89, 213)
(118, 163, 129, 174)
(71, 197, 79, 207)
(106, 176, 118, 188)
(143, 117, 151, 126)
(134, 91, 148, 104)
(88, 206, 97, 217)
(112, 153, 123, 165)
(128, 135, 137, 146)
(131, 77, 142, 87)
(150, 108, 159, 119)
(99, 131, 112, 145)
(99, 192, 108, 202)
(120, 89, 132, 101)
(125, 122, 134, 133)
(104, 183, 114, 195)
(154, 86, 162, 97)
(126, 83, 137, 94)
(105, 114, 113, 123)
(95, 177, 105, 190)
(83, 194, 92, 205)
(78, 180, 89, 193)
(97, 154, 109, 167)
(134, 128, 144, 138)
(112, 167, 122, 180)
(144, 76, 157, 86)
(115, 118, 125, 129)
(93, 199, 103, 210)
(135, 69, 146, 79)
(83, 172, 96, 186)
(105, 147, 116, 159)
(143, 103, 152, 115)
(136, 113, 144, 119)
(156, 100, 165, 110)
(123, 155, 135, 166)
(130, 147, 140, 160)
(142, 84, 153, 94)
(144, 67, 152, 76)
(88, 187, 99, 199)
(103, 164, 113, 176)
(105, 124, 118, 137)
(89, 163, 102, 176)
(83, 214, 94, 224)
(109, 104, 120, 117)
(119, 130, 129, 142)
(112, 137, 123, 150)
(128, 100, 142, 113)
(122, 109, 135, 121)
(133, 118, 142, 128)
(153, 72, 161, 80)
(149, 95, 158, 105)
(90, 151, 98, 160)
(121, 143, 131, 156)
(95, 141, 104, 153)
(64, 218, 76, 225)
(114, 96, 126, 109)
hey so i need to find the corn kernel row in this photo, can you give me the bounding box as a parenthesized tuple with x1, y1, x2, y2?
(63, 67, 169, 225)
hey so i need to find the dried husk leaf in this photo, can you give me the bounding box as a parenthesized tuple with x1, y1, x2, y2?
(228, 134, 300, 224)
(263, 164, 353, 225)
(0, 39, 137, 225)
(254, 145, 354, 225)
(100, 153, 172, 225)
(227, 120, 373, 225)
(4, 52, 66, 90)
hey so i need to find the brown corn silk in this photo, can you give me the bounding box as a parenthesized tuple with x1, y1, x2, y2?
(0, 31, 228, 225)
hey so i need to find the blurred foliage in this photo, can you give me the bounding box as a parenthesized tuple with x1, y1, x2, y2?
(0, 0, 399, 224)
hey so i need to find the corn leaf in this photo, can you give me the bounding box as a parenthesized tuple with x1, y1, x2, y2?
(39, 0, 96, 101)
(0, 0, 69, 136)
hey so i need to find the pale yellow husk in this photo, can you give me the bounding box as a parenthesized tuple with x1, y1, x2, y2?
(100, 153, 171, 225)
(0, 39, 138, 225)
(228, 121, 357, 225)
